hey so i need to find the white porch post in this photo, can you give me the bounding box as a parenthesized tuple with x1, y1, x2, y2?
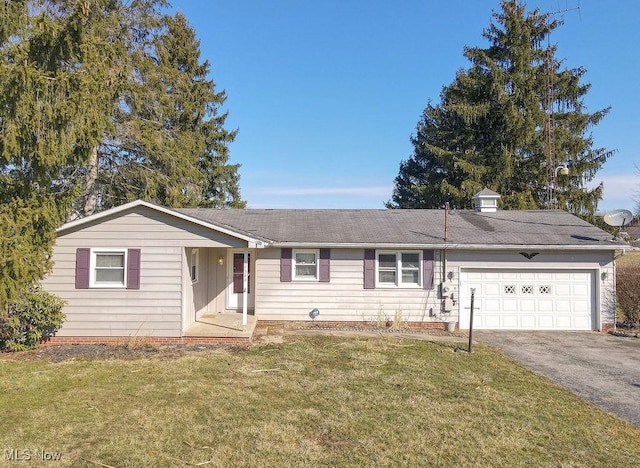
(242, 250, 248, 327)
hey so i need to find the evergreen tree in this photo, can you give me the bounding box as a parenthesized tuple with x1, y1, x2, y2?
(0, 0, 125, 311)
(388, 0, 613, 221)
(82, 12, 244, 213)
(0, 0, 160, 311)
(0, 1, 243, 310)
(69, 0, 163, 217)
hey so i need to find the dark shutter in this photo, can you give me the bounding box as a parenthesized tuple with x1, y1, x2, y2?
(319, 248, 330, 282)
(423, 250, 434, 290)
(126, 248, 141, 289)
(364, 249, 375, 289)
(75, 248, 90, 289)
(280, 248, 292, 282)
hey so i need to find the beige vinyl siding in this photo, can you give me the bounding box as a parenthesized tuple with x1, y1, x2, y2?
(184, 247, 228, 317)
(189, 247, 234, 317)
(254, 248, 442, 323)
(45, 239, 182, 337)
(207, 248, 231, 314)
(63, 206, 248, 247)
(43, 205, 248, 337)
(189, 248, 209, 313)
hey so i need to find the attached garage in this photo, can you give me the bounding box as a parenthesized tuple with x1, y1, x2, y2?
(459, 269, 595, 330)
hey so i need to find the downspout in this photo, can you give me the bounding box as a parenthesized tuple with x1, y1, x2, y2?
(442, 204, 449, 320)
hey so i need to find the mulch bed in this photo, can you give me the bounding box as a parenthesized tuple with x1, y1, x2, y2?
(287, 322, 463, 336)
(1, 325, 465, 363)
(0, 343, 244, 363)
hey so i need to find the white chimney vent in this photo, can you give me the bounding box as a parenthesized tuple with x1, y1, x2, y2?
(473, 188, 500, 213)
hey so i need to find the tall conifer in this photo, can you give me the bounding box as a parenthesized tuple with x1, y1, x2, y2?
(389, 0, 613, 221)
(84, 12, 244, 213)
(0, 1, 243, 312)
(0, 0, 144, 310)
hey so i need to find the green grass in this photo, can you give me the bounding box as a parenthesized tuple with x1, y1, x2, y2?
(1, 337, 639, 467)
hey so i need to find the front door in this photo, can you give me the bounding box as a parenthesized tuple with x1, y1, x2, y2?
(227, 251, 254, 310)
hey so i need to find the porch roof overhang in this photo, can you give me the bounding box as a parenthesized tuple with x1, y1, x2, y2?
(57, 200, 270, 248)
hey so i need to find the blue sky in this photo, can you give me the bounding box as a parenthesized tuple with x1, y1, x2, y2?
(169, 0, 639, 213)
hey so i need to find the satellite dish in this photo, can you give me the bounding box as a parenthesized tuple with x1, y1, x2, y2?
(603, 209, 633, 227)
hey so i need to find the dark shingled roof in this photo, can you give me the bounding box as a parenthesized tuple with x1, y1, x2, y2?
(176, 208, 623, 248)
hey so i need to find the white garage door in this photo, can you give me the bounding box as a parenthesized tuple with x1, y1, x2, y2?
(459, 269, 594, 330)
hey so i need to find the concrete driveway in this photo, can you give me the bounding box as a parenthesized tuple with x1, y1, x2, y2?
(474, 331, 640, 427)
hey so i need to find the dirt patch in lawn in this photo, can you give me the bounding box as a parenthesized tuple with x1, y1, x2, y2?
(1, 324, 466, 363)
(0, 342, 247, 363)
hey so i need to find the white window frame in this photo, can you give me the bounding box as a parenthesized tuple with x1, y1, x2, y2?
(190, 248, 199, 284)
(292, 249, 319, 281)
(90, 248, 127, 288)
(376, 250, 422, 288)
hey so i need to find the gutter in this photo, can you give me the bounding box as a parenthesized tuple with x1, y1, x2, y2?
(268, 242, 628, 251)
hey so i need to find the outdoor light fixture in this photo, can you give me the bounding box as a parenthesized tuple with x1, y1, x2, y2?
(548, 161, 571, 209)
(218, 255, 224, 266)
(555, 164, 570, 176)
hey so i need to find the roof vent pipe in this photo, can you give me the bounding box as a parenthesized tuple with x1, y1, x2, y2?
(444, 202, 449, 241)
(473, 188, 501, 213)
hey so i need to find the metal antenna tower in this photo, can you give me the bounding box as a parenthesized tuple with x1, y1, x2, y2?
(543, 43, 556, 208)
(542, 1, 580, 209)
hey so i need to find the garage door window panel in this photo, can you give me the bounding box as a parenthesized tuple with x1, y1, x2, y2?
(539, 285, 551, 294)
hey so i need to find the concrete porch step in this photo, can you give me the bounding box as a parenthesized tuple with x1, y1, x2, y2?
(183, 313, 257, 338)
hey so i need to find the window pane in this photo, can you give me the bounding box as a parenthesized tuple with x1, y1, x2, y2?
(96, 253, 124, 267)
(295, 253, 316, 265)
(190, 250, 198, 282)
(378, 253, 396, 269)
(296, 265, 316, 278)
(402, 270, 419, 284)
(96, 269, 124, 283)
(401, 253, 419, 268)
(379, 270, 396, 283)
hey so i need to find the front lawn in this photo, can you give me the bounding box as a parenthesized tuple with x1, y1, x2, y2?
(1, 337, 638, 466)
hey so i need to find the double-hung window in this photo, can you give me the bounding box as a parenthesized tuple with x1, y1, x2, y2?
(376, 251, 422, 287)
(76, 248, 140, 290)
(91, 250, 127, 288)
(293, 249, 319, 281)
